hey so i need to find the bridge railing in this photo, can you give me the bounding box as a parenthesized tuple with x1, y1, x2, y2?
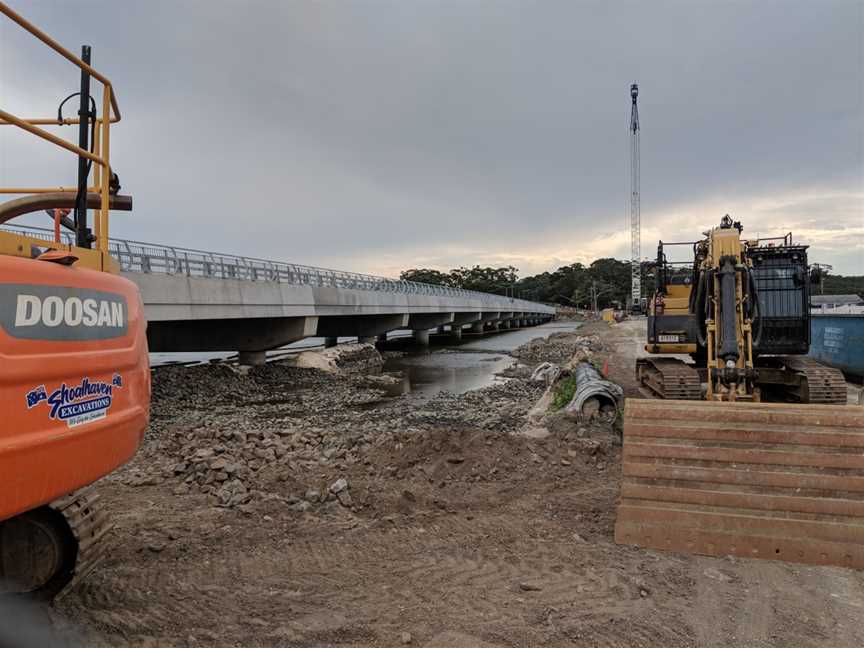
(2, 224, 555, 313)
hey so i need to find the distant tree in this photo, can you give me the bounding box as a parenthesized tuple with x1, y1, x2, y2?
(587, 258, 631, 307)
(400, 268, 454, 286)
(399, 255, 673, 307)
(449, 265, 519, 294)
(821, 274, 864, 298)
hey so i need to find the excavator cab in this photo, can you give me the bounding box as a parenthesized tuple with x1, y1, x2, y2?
(645, 240, 700, 355)
(0, 3, 149, 599)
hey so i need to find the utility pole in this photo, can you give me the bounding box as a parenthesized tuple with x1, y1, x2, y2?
(629, 83, 641, 311)
(812, 263, 833, 295)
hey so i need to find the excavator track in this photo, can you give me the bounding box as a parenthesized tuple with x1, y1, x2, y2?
(636, 357, 702, 400)
(780, 357, 848, 404)
(756, 356, 849, 405)
(0, 487, 111, 600)
(51, 487, 112, 598)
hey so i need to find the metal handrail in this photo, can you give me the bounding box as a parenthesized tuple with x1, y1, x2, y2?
(0, 2, 119, 252)
(0, 3, 121, 121)
(1, 224, 555, 313)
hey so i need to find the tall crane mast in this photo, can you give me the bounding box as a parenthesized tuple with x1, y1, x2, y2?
(629, 83, 641, 310)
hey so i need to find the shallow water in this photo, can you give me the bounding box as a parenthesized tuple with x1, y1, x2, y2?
(151, 321, 581, 397)
(380, 321, 581, 397)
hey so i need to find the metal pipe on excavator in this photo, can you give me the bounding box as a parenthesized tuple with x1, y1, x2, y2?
(74, 45, 92, 248)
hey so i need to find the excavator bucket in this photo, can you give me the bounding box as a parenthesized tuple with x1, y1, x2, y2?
(615, 398, 864, 569)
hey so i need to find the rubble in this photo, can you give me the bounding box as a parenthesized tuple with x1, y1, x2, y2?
(291, 342, 384, 374)
(513, 331, 604, 365)
(530, 362, 561, 384)
(129, 347, 547, 510)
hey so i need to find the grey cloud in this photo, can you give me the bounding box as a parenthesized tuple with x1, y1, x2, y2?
(1, 0, 861, 274)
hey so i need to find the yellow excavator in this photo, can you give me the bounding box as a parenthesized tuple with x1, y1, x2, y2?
(616, 216, 864, 568)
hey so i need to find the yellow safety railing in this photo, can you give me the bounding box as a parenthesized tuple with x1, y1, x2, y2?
(0, 1, 121, 253)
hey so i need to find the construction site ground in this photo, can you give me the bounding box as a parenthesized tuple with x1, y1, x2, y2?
(48, 319, 864, 648)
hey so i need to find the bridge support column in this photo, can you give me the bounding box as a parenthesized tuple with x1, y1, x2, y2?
(358, 336, 376, 344)
(324, 337, 338, 348)
(413, 329, 430, 345)
(376, 333, 387, 347)
(470, 322, 484, 334)
(238, 350, 267, 366)
(450, 326, 463, 340)
(490, 321, 500, 331)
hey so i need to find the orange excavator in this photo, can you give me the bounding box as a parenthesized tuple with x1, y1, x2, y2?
(0, 3, 149, 598)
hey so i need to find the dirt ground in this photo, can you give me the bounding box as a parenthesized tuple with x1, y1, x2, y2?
(43, 320, 864, 648)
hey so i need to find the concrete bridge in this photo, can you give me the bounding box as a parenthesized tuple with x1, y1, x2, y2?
(7, 226, 555, 364)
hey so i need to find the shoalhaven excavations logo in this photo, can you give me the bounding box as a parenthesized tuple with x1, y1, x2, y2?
(26, 374, 123, 427)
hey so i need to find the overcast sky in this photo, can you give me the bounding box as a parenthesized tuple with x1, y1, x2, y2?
(1, 1, 862, 276)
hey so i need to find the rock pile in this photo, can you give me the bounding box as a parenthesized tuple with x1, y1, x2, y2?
(293, 342, 384, 374)
(513, 332, 604, 365)
(123, 331, 582, 510)
(407, 379, 546, 432)
(169, 430, 290, 507)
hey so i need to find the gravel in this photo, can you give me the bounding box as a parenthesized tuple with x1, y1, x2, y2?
(512, 332, 605, 365)
(114, 327, 620, 515)
(119, 350, 547, 509)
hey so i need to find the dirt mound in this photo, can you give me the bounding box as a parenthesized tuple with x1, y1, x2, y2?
(513, 331, 604, 365)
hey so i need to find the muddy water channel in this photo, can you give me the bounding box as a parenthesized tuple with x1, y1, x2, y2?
(151, 321, 581, 397)
(383, 321, 581, 397)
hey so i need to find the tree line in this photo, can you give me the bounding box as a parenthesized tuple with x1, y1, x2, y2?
(400, 259, 635, 309)
(401, 261, 864, 309)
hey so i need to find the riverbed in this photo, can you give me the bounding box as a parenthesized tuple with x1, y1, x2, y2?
(151, 320, 582, 397)
(383, 321, 581, 396)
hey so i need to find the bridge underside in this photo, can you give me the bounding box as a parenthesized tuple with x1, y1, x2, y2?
(129, 273, 555, 364)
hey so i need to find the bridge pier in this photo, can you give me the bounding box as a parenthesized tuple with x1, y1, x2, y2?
(470, 322, 484, 334)
(324, 337, 338, 348)
(376, 333, 387, 347)
(450, 326, 463, 340)
(358, 336, 376, 344)
(413, 329, 430, 345)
